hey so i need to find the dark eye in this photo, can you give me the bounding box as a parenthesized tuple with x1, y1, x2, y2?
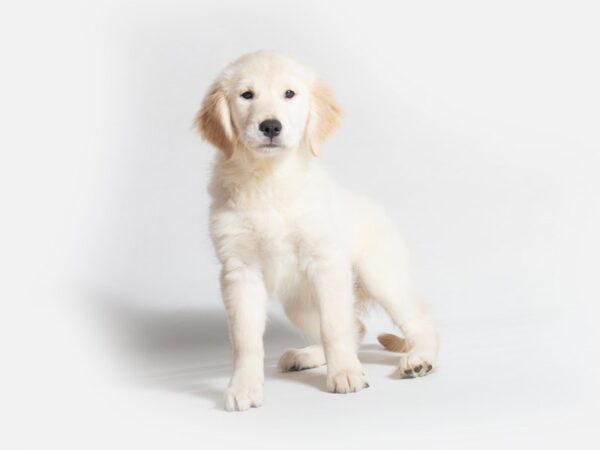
(285, 90, 295, 99)
(241, 91, 254, 99)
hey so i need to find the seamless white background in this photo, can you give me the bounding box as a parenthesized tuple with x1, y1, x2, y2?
(2, 1, 599, 449)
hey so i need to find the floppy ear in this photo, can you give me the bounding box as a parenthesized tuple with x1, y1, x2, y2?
(306, 81, 341, 156)
(195, 81, 235, 158)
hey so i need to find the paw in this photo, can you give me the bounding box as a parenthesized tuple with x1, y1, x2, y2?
(397, 352, 436, 378)
(326, 369, 369, 393)
(278, 346, 325, 372)
(224, 382, 263, 412)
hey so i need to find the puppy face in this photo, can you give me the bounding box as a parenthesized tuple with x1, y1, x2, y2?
(229, 55, 310, 155)
(197, 51, 340, 159)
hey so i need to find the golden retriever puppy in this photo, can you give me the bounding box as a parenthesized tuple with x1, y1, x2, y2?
(196, 51, 439, 411)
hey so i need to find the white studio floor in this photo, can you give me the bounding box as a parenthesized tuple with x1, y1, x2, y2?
(76, 304, 598, 450)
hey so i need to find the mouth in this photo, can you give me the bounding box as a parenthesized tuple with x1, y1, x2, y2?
(254, 142, 284, 153)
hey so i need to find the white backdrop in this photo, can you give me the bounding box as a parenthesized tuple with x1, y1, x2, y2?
(81, 0, 600, 319)
(2, 1, 599, 449)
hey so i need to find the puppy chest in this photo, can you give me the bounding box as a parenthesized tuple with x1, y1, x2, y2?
(249, 210, 295, 257)
(246, 210, 303, 287)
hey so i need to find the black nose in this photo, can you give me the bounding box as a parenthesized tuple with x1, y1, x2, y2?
(259, 119, 282, 138)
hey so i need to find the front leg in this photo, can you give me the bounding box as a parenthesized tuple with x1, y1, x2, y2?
(220, 261, 267, 411)
(312, 263, 369, 393)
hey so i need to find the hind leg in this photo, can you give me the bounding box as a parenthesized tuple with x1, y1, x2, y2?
(279, 295, 366, 373)
(357, 235, 439, 378)
(389, 299, 438, 378)
(278, 294, 325, 372)
(278, 344, 326, 372)
(381, 290, 438, 378)
(374, 291, 438, 378)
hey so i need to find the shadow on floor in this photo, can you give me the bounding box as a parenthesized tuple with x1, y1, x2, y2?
(98, 301, 395, 408)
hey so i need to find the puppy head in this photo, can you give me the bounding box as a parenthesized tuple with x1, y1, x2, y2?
(196, 51, 340, 159)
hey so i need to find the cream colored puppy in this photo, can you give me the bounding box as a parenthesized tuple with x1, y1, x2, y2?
(196, 51, 439, 412)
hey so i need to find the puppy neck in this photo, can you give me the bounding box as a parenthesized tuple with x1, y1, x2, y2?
(210, 144, 314, 201)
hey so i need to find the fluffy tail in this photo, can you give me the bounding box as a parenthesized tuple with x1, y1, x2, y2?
(377, 333, 408, 353)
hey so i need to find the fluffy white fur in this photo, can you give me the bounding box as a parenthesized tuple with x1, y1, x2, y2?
(196, 51, 439, 412)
